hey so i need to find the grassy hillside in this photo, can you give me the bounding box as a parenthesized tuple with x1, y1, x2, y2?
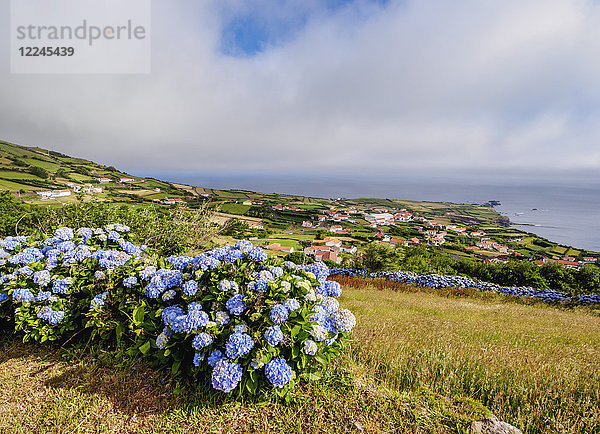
(2, 280, 598, 433)
(0, 139, 185, 203)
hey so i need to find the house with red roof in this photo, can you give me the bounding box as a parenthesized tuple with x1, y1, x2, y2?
(266, 243, 294, 253)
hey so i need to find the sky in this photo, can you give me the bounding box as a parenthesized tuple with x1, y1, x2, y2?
(2, 0, 600, 182)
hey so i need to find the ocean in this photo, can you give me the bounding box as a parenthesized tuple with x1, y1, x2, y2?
(137, 172, 600, 253)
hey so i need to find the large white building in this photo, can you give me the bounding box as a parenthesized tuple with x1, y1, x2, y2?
(364, 213, 395, 226)
(36, 189, 72, 199)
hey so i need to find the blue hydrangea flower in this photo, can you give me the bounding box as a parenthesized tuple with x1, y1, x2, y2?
(284, 298, 300, 311)
(321, 296, 340, 314)
(123, 276, 138, 288)
(219, 279, 233, 292)
(139, 266, 156, 281)
(310, 305, 328, 325)
(0, 238, 21, 251)
(13, 247, 43, 265)
(304, 262, 330, 283)
(211, 359, 243, 393)
(120, 241, 142, 256)
(35, 291, 52, 302)
(264, 325, 284, 347)
(192, 332, 213, 350)
(225, 294, 246, 316)
(234, 324, 248, 333)
(161, 305, 185, 327)
(55, 227, 74, 241)
(144, 284, 160, 299)
(90, 292, 107, 309)
(248, 247, 267, 262)
(52, 277, 73, 294)
(322, 280, 342, 297)
(182, 280, 198, 296)
(270, 304, 289, 324)
(76, 227, 93, 239)
(310, 324, 328, 342)
(17, 266, 33, 276)
(13, 288, 35, 303)
(270, 266, 284, 277)
(107, 230, 121, 242)
(255, 278, 269, 293)
(193, 352, 205, 367)
(224, 249, 244, 263)
(225, 332, 254, 359)
(331, 309, 356, 332)
(234, 240, 253, 252)
(56, 241, 76, 252)
(156, 332, 170, 349)
(182, 305, 209, 333)
(162, 290, 176, 301)
(265, 358, 293, 388)
(208, 349, 226, 367)
(37, 306, 65, 325)
(0, 292, 8, 302)
(166, 255, 192, 271)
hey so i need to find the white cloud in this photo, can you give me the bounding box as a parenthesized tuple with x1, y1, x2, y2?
(1, 0, 600, 177)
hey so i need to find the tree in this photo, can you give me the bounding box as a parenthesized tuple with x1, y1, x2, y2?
(358, 242, 405, 272)
(286, 251, 314, 265)
(575, 264, 600, 293)
(0, 191, 31, 236)
(28, 166, 48, 179)
(540, 262, 574, 292)
(55, 168, 70, 179)
(221, 218, 249, 238)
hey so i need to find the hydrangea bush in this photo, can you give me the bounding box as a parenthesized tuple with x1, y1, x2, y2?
(0, 225, 356, 395)
(330, 268, 600, 305)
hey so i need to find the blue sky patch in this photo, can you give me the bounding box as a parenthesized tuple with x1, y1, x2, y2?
(219, 0, 389, 57)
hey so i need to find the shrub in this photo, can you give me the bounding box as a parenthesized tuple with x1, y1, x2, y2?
(0, 225, 355, 396)
(28, 166, 48, 179)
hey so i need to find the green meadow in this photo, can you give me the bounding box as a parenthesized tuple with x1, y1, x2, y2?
(2, 280, 598, 433)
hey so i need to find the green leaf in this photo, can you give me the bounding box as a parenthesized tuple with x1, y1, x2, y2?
(291, 325, 301, 338)
(116, 323, 125, 343)
(172, 360, 181, 374)
(139, 340, 151, 355)
(133, 306, 145, 325)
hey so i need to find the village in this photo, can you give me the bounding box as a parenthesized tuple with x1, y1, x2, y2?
(253, 201, 598, 269)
